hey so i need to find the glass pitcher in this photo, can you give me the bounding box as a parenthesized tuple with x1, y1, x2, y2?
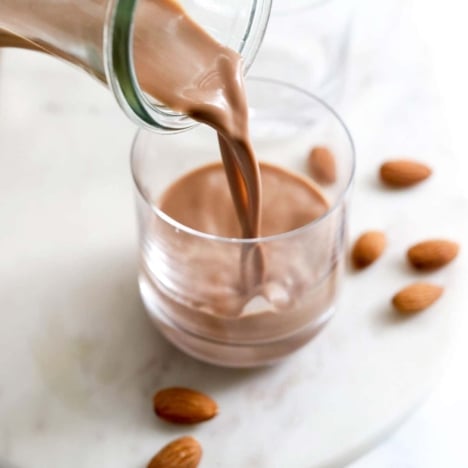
(0, 0, 272, 132)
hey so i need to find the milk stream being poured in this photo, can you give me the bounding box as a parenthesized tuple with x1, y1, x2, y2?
(135, 0, 333, 313)
(134, 0, 265, 289)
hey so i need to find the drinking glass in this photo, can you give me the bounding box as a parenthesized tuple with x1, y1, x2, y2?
(131, 78, 355, 367)
(250, 0, 357, 105)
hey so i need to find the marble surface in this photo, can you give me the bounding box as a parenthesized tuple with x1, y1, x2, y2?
(350, 1, 468, 466)
(0, 1, 467, 467)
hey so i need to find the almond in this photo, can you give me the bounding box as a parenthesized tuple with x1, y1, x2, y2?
(153, 387, 218, 424)
(351, 231, 386, 269)
(380, 159, 432, 187)
(407, 239, 459, 271)
(392, 282, 443, 314)
(147, 436, 202, 468)
(308, 146, 337, 184)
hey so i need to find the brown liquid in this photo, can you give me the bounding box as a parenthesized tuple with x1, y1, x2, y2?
(133, 0, 265, 287)
(133, 3, 340, 363)
(158, 162, 330, 322)
(142, 159, 338, 365)
(160, 161, 328, 239)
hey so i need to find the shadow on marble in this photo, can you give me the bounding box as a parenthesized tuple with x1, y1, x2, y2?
(374, 305, 417, 327)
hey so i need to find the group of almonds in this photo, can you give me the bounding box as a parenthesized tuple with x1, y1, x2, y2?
(147, 152, 459, 468)
(353, 233, 457, 312)
(351, 159, 459, 313)
(147, 387, 218, 468)
(309, 147, 459, 314)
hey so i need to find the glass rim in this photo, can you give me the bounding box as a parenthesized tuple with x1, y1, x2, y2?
(104, 0, 272, 134)
(130, 76, 356, 245)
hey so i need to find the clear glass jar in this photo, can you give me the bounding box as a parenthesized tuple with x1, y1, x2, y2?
(0, 0, 271, 132)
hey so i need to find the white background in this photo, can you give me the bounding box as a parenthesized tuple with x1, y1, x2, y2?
(351, 1, 468, 467)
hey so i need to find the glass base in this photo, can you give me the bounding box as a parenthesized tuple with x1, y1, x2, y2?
(139, 274, 335, 368)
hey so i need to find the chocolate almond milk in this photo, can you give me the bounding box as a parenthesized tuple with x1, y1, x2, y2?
(119, 0, 344, 367)
(134, 0, 266, 289)
(132, 0, 341, 365)
(134, 0, 261, 241)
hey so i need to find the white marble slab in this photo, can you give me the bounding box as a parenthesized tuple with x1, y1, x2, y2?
(0, 1, 466, 467)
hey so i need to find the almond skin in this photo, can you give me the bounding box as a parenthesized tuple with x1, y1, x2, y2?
(380, 159, 432, 187)
(308, 146, 337, 184)
(153, 387, 218, 424)
(351, 231, 386, 269)
(407, 239, 459, 271)
(147, 436, 202, 468)
(392, 283, 443, 314)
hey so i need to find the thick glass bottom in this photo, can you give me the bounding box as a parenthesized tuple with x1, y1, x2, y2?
(139, 273, 335, 367)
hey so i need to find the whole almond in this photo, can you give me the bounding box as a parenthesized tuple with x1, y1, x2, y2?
(147, 436, 202, 468)
(407, 239, 459, 271)
(380, 159, 432, 187)
(392, 283, 443, 314)
(153, 387, 218, 424)
(308, 146, 337, 184)
(351, 231, 386, 269)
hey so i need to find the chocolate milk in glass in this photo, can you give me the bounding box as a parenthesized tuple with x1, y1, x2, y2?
(133, 0, 339, 364)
